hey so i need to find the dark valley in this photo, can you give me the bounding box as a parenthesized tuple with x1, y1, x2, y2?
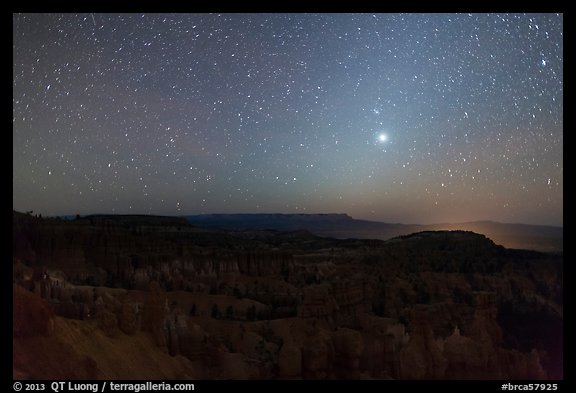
(186, 213, 563, 253)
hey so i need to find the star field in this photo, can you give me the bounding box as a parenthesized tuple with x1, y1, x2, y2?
(13, 13, 563, 225)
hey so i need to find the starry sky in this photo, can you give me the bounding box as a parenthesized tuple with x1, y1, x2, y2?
(13, 13, 563, 226)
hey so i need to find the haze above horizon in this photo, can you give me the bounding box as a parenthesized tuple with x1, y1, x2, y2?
(13, 14, 563, 227)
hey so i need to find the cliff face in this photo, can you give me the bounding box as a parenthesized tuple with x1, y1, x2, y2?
(13, 212, 562, 379)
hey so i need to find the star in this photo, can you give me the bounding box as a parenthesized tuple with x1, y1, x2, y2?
(12, 13, 563, 226)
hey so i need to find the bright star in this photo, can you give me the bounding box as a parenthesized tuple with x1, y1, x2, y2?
(378, 133, 388, 142)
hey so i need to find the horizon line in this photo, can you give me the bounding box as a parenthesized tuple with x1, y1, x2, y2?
(13, 209, 564, 228)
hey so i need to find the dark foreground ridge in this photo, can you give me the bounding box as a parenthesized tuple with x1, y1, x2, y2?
(13, 211, 563, 379)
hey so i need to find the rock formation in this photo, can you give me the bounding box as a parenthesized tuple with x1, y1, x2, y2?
(12, 211, 562, 379)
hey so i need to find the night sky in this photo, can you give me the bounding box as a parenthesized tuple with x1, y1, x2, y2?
(13, 13, 563, 226)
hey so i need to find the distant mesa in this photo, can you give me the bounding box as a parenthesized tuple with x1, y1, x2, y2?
(186, 213, 562, 253)
(82, 214, 191, 227)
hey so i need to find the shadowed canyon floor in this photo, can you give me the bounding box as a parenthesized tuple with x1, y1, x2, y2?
(13, 211, 563, 379)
